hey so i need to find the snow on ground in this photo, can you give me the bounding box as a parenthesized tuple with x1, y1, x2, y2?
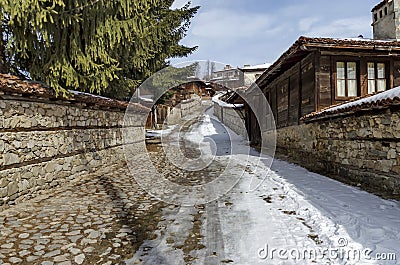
(128, 107, 400, 265)
(213, 110, 400, 264)
(146, 125, 177, 138)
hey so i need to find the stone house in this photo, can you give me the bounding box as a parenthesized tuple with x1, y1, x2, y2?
(210, 63, 269, 90)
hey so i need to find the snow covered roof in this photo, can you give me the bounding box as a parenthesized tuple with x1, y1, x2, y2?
(240, 63, 271, 71)
(302, 86, 400, 121)
(212, 93, 244, 108)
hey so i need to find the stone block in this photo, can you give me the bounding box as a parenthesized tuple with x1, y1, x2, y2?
(0, 178, 9, 188)
(392, 166, 400, 174)
(44, 162, 57, 173)
(387, 149, 397, 159)
(36, 179, 45, 186)
(18, 180, 29, 192)
(0, 187, 8, 197)
(7, 182, 18, 196)
(3, 153, 20, 165)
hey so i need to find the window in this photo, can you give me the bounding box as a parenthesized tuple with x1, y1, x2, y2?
(385, 7, 388, 15)
(380, 10, 383, 18)
(368, 62, 387, 94)
(374, 13, 378, 22)
(336, 62, 358, 98)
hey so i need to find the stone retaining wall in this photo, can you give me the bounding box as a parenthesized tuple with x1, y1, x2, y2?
(166, 96, 203, 125)
(0, 94, 145, 208)
(263, 107, 400, 197)
(213, 103, 247, 137)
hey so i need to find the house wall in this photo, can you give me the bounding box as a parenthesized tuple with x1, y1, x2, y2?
(259, 50, 400, 141)
(262, 53, 316, 129)
(322, 52, 400, 106)
(372, 0, 397, 40)
(263, 106, 400, 197)
(243, 71, 264, 87)
(0, 95, 145, 208)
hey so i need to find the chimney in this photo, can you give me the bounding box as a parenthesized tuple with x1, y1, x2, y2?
(372, 0, 400, 39)
(243, 64, 251, 68)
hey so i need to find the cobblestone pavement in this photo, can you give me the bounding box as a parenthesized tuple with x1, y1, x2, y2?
(3, 110, 397, 265)
(0, 163, 168, 265)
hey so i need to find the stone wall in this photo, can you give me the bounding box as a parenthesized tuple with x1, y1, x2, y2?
(166, 95, 203, 125)
(263, 107, 400, 197)
(0, 94, 145, 208)
(214, 103, 247, 137)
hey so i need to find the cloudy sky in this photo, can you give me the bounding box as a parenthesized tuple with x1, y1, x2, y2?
(171, 0, 379, 67)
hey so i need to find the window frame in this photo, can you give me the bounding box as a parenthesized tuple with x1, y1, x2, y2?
(334, 60, 360, 100)
(367, 61, 388, 94)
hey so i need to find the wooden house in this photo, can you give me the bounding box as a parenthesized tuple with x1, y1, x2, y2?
(246, 36, 400, 144)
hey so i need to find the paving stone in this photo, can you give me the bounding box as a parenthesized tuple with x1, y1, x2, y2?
(26, 255, 39, 262)
(74, 253, 85, 264)
(68, 235, 82, 243)
(18, 233, 29, 239)
(82, 247, 94, 253)
(9, 257, 22, 264)
(69, 248, 81, 255)
(34, 245, 45, 251)
(18, 249, 30, 257)
(43, 249, 61, 258)
(0, 244, 13, 249)
(53, 254, 69, 262)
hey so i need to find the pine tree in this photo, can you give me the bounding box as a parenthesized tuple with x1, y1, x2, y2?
(0, 0, 199, 98)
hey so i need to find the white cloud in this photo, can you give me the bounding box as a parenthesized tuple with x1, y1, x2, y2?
(171, 0, 191, 9)
(298, 17, 320, 32)
(171, 0, 377, 66)
(191, 9, 273, 39)
(304, 17, 372, 38)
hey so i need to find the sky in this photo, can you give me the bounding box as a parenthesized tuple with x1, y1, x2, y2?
(171, 0, 379, 68)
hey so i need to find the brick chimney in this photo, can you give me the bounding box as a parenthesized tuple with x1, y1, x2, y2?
(372, 0, 400, 39)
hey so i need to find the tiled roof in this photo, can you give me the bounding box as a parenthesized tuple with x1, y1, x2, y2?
(0, 74, 149, 112)
(302, 87, 400, 122)
(298, 36, 400, 47)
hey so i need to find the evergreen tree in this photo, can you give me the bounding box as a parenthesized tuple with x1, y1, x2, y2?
(0, 0, 199, 98)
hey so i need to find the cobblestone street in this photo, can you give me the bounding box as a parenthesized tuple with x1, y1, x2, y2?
(1, 111, 400, 265)
(0, 164, 166, 265)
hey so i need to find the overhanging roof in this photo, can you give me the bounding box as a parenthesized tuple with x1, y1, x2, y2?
(255, 36, 400, 88)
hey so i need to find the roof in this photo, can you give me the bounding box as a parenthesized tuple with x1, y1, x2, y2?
(239, 63, 271, 71)
(213, 67, 240, 74)
(302, 86, 400, 122)
(0, 74, 149, 112)
(372, 0, 389, 12)
(256, 36, 400, 87)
